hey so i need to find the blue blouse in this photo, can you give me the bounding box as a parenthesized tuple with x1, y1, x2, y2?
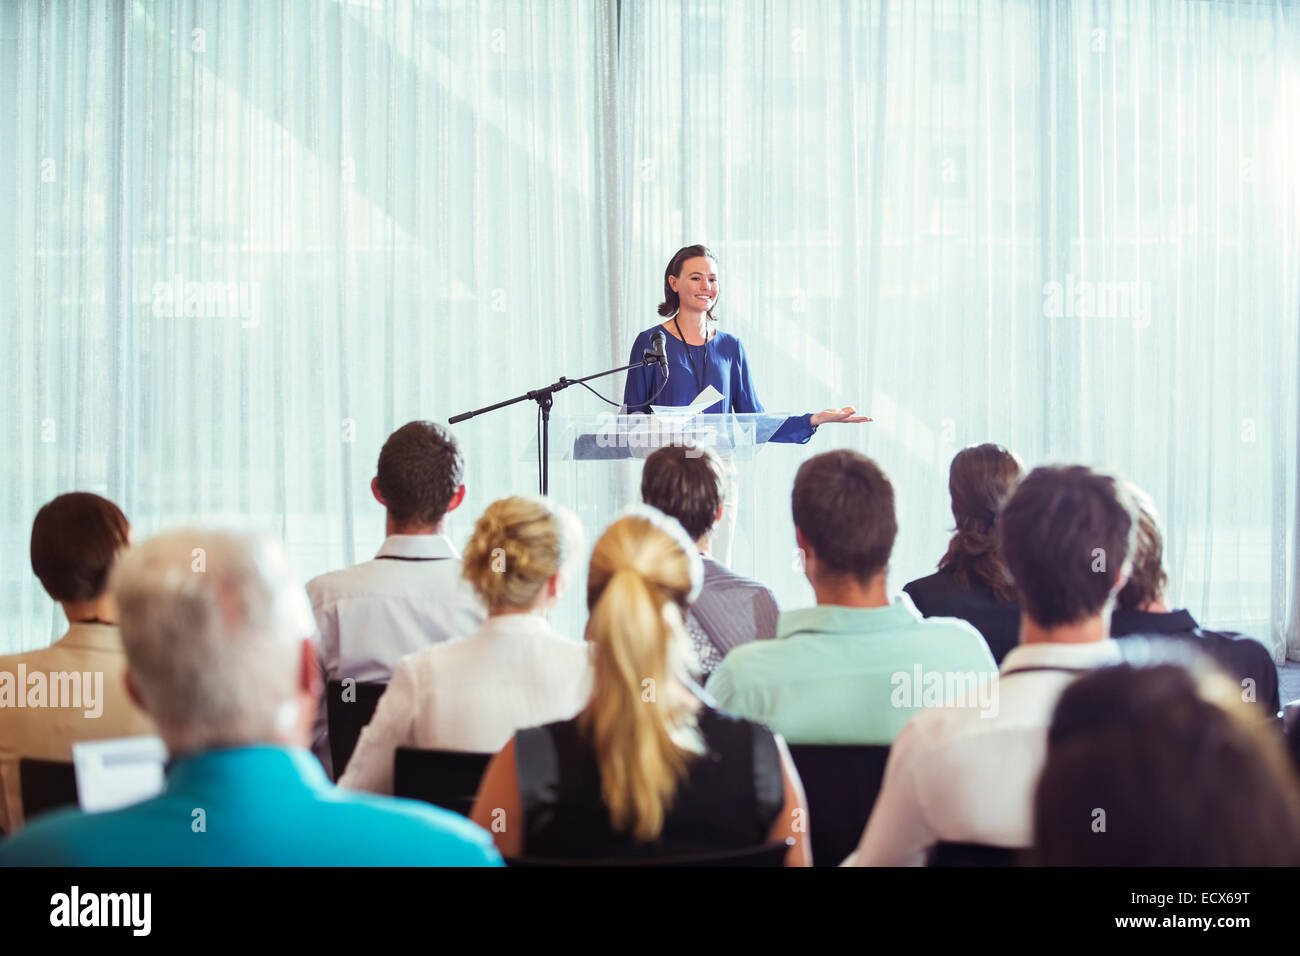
(622, 325, 816, 444)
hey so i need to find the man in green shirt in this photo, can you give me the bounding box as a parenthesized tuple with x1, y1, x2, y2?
(706, 450, 997, 745)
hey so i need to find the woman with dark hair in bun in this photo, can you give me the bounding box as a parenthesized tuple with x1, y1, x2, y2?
(623, 244, 869, 443)
(904, 443, 1024, 663)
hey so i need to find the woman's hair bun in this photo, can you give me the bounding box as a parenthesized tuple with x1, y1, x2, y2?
(462, 496, 578, 610)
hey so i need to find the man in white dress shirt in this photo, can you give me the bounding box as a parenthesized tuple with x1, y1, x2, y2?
(844, 465, 1135, 866)
(308, 421, 485, 777)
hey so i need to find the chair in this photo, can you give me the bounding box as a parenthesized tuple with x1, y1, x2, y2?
(393, 748, 493, 817)
(326, 680, 388, 779)
(787, 744, 891, 867)
(19, 757, 78, 822)
(506, 838, 794, 868)
(1282, 699, 1300, 774)
(928, 841, 1020, 867)
(1280, 699, 1300, 734)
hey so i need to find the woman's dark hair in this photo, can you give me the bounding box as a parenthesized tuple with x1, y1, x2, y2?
(937, 444, 1023, 602)
(657, 244, 718, 320)
(1115, 483, 1169, 611)
(1033, 662, 1300, 866)
(30, 492, 130, 603)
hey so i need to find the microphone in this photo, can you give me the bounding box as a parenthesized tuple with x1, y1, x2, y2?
(645, 330, 669, 377)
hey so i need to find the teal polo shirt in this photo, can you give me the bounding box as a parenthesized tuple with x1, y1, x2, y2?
(704, 596, 998, 745)
(0, 745, 502, 866)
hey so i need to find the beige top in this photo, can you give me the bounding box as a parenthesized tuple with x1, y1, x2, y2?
(339, 613, 592, 795)
(0, 622, 156, 833)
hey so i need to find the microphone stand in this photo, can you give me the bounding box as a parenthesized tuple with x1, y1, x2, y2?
(449, 354, 665, 495)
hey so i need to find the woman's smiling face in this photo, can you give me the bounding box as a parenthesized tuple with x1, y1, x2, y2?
(668, 256, 718, 313)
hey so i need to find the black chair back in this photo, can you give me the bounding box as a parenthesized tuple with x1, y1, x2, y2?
(19, 757, 78, 822)
(787, 743, 891, 867)
(928, 841, 1020, 866)
(1283, 699, 1300, 775)
(393, 748, 493, 817)
(326, 679, 387, 779)
(1281, 698, 1300, 734)
(506, 838, 793, 868)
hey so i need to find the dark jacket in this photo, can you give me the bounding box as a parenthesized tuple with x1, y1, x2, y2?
(903, 569, 1021, 665)
(1110, 608, 1280, 715)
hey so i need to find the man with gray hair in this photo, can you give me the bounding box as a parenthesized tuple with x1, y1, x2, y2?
(0, 529, 502, 866)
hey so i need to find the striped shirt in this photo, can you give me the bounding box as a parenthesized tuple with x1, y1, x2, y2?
(686, 556, 780, 680)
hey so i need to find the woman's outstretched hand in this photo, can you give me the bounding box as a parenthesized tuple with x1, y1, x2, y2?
(811, 406, 872, 427)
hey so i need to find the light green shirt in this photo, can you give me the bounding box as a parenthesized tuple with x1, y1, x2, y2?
(704, 596, 998, 745)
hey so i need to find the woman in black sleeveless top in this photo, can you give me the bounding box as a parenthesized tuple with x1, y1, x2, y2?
(471, 506, 810, 864)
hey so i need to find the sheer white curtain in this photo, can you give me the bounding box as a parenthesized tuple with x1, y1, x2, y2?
(617, 0, 1300, 659)
(2, 0, 616, 650)
(5, 0, 1299, 661)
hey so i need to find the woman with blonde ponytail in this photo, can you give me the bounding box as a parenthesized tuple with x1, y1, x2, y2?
(338, 496, 591, 794)
(471, 507, 810, 864)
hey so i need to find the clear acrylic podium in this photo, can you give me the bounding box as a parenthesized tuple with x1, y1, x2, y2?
(524, 412, 796, 638)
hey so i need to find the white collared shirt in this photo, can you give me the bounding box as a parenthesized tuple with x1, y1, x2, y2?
(307, 534, 485, 774)
(338, 613, 592, 794)
(842, 639, 1124, 866)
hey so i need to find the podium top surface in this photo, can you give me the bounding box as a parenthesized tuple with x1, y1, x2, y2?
(532, 412, 798, 462)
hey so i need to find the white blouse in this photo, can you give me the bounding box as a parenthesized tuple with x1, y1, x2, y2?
(337, 613, 592, 795)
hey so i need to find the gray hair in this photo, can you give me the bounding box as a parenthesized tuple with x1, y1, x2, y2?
(110, 529, 316, 753)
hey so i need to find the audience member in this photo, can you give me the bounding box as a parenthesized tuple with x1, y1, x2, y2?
(640, 444, 779, 681)
(905, 443, 1023, 663)
(307, 421, 484, 776)
(0, 530, 501, 866)
(1033, 662, 1300, 865)
(0, 493, 155, 834)
(1110, 484, 1279, 715)
(340, 496, 591, 794)
(845, 465, 1133, 865)
(706, 451, 995, 745)
(470, 507, 810, 864)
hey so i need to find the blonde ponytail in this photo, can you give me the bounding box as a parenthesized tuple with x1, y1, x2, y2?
(580, 509, 704, 842)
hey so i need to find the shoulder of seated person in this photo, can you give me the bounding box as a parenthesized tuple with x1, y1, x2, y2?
(909, 613, 988, 641)
(1192, 625, 1274, 656)
(903, 570, 946, 592)
(304, 563, 376, 596)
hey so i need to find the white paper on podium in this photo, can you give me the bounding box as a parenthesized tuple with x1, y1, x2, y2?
(650, 385, 723, 419)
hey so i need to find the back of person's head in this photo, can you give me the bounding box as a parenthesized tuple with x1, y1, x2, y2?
(30, 492, 130, 604)
(791, 450, 896, 582)
(110, 529, 317, 754)
(1115, 483, 1168, 612)
(375, 421, 463, 529)
(998, 465, 1135, 629)
(639, 444, 726, 543)
(461, 496, 581, 612)
(1033, 662, 1300, 865)
(937, 443, 1023, 602)
(581, 507, 704, 842)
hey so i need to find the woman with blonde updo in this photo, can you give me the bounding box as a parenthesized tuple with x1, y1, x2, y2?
(339, 496, 591, 795)
(471, 507, 810, 864)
